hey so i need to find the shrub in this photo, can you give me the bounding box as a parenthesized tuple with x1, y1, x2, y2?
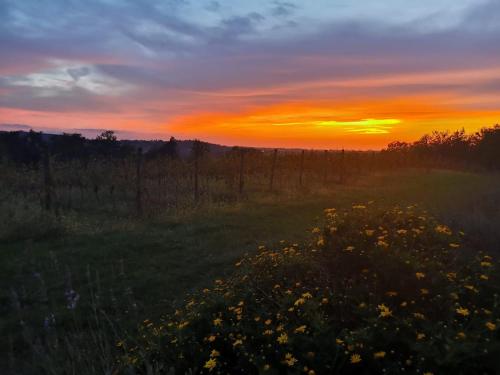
(119, 204, 500, 374)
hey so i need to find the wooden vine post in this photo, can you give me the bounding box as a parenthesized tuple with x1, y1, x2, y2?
(42, 147, 53, 211)
(298, 149, 305, 187)
(339, 148, 345, 184)
(238, 148, 245, 197)
(135, 148, 143, 216)
(269, 148, 278, 191)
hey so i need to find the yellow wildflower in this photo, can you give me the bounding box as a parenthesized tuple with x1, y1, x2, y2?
(449, 243, 460, 248)
(207, 335, 216, 342)
(365, 229, 375, 236)
(352, 205, 366, 209)
(456, 307, 470, 316)
(485, 322, 496, 331)
(373, 351, 386, 359)
(415, 272, 425, 279)
(378, 304, 392, 318)
(284, 353, 297, 366)
(210, 349, 220, 357)
(345, 246, 355, 252)
(435, 225, 452, 235)
(464, 285, 478, 293)
(213, 318, 222, 326)
(377, 240, 389, 248)
(204, 358, 217, 371)
(277, 333, 288, 344)
(350, 353, 362, 364)
(294, 298, 306, 306)
(294, 325, 307, 334)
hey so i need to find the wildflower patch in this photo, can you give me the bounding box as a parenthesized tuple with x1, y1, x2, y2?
(118, 204, 499, 374)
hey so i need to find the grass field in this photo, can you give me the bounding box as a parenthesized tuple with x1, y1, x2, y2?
(1, 169, 499, 373)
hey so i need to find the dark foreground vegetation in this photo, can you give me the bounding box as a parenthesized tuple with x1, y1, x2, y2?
(120, 204, 500, 374)
(0, 126, 499, 374)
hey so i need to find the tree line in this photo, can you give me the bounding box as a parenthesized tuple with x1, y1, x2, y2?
(384, 125, 500, 170)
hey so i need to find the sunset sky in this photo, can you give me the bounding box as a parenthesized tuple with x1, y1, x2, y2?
(1, 0, 499, 149)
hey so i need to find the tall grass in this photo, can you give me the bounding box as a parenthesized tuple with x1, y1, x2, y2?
(2, 245, 138, 374)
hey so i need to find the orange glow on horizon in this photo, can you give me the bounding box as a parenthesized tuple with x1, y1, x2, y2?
(168, 98, 500, 149)
(2, 95, 499, 150)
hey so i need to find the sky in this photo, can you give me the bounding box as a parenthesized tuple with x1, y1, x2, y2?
(1, 0, 499, 149)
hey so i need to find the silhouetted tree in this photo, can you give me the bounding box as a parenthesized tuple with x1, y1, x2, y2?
(96, 130, 117, 142)
(0, 130, 44, 165)
(190, 139, 210, 160)
(148, 136, 179, 159)
(51, 133, 87, 161)
(91, 130, 132, 158)
(475, 125, 500, 169)
(384, 125, 500, 170)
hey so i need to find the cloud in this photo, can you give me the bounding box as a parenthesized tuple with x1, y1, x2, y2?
(462, 0, 500, 32)
(67, 67, 91, 81)
(205, 1, 220, 12)
(0, 123, 32, 131)
(271, 1, 297, 17)
(1, 0, 499, 147)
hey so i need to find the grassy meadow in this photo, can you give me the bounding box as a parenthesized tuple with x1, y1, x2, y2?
(1, 169, 499, 374)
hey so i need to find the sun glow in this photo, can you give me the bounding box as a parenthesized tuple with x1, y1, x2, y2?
(167, 98, 499, 149)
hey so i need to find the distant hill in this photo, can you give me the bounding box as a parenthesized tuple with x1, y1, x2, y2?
(118, 139, 234, 158)
(0, 127, 235, 158)
(0, 124, 348, 154)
